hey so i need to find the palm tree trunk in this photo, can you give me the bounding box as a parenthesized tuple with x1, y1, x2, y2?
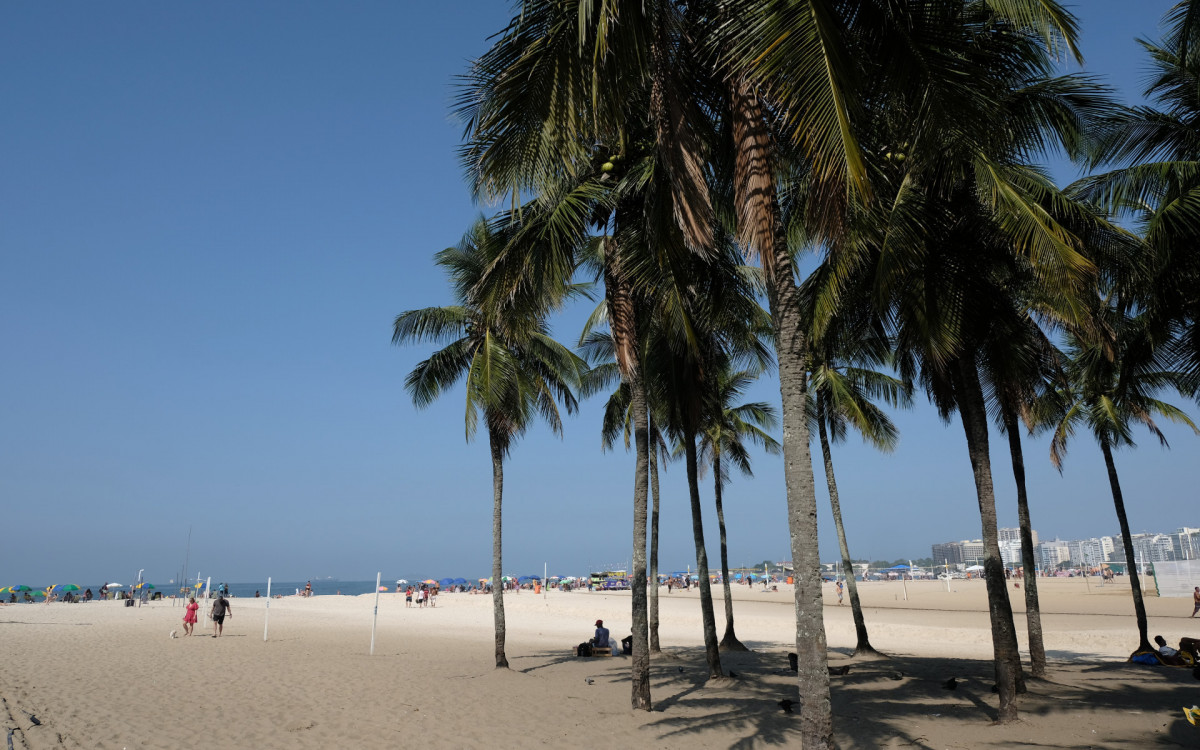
(954, 358, 1022, 721)
(602, 229, 651, 709)
(1001, 405, 1046, 677)
(684, 431, 723, 677)
(714, 450, 747, 651)
(730, 75, 831, 746)
(1100, 438, 1153, 653)
(488, 429, 508, 669)
(817, 402, 878, 657)
(629, 375, 652, 708)
(649, 419, 662, 653)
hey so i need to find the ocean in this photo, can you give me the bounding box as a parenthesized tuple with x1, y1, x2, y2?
(64, 578, 424, 599)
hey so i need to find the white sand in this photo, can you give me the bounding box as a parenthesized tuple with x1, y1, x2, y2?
(2, 577, 1198, 749)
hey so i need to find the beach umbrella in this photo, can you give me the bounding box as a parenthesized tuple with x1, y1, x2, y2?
(3, 585, 31, 593)
(104, 582, 124, 588)
(397, 579, 408, 585)
(48, 584, 80, 593)
(134, 583, 154, 589)
(422, 579, 437, 585)
(452, 578, 467, 585)
(31, 590, 46, 597)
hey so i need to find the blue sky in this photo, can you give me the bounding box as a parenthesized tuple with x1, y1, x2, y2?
(1, 1, 1194, 586)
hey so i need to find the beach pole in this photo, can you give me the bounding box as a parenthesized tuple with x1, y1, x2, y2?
(203, 577, 211, 630)
(944, 559, 951, 592)
(263, 577, 272, 642)
(369, 571, 381, 655)
(543, 562, 547, 600)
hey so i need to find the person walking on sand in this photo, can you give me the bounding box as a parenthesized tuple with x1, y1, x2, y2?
(210, 592, 232, 637)
(836, 579, 844, 605)
(1192, 586, 1199, 618)
(183, 596, 199, 636)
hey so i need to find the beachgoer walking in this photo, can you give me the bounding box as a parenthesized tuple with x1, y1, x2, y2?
(183, 597, 199, 636)
(305, 581, 312, 597)
(836, 580, 844, 605)
(210, 593, 232, 637)
(1192, 586, 1199, 617)
(405, 587, 413, 607)
(431, 588, 438, 607)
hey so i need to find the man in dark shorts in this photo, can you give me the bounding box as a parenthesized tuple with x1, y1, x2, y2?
(211, 592, 232, 637)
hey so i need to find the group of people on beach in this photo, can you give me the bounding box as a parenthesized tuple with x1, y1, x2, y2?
(181, 592, 232, 637)
(403, 585, 437, 608)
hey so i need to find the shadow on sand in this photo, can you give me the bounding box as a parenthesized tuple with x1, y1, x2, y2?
(517, 645, 1200, 749)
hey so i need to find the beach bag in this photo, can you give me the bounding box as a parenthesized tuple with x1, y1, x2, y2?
(576, 642, 592, 657)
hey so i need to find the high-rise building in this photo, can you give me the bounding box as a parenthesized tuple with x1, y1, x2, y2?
(999, 540, 1023, 566)
(960, 540, 985, 567)
(998, 527, 1039, 547)
(1036, 540, 1071, 571)
(1172, 528, 1200, 560)
(931, 541, 964, 566)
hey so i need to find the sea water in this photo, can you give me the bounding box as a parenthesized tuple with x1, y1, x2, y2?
(67, 578, 425, 600)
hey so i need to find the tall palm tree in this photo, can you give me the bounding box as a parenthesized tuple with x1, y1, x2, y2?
(392, 218, 586, 669)
(712, 1, 1084, 738)
(803, 306, 910, 658)
(806, 1, 1113, 720)
(579, 325, 672, 654)
(978, 313, 1062, 678)
(696, 365, 781, 652)
(1071, 0, 1200, 394)
(455, 0, 721, 705)
(1034, 307, 1198, 654)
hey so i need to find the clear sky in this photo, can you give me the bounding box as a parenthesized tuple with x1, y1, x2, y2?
(2, 1, 1194, 586)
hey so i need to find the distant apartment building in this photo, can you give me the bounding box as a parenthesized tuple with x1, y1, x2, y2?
(1172, 527, 1200, 560)
(930, 540, 986, 567)
(960, 540, 985, 567)
(998, 540, 1023, 567)
(998, 527, 1039, 547)
(1036, 539, 1072, 571)
(931, 541, 964, 566)
(1109, 533, 1175, 567)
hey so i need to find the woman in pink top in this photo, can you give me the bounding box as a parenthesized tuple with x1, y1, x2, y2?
(183, 596, 199, 636)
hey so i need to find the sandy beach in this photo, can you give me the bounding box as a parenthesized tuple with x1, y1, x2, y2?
(3, 577, 1198, 749)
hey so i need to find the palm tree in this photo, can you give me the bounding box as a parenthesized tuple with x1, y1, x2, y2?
(696, 365, 781, 652)
(392, 218, 586, 669)
(712, 1, 1084, 737)
(579, 326, 672, 654)
(977, 314, 1063, 678)
(1071, 0, 1200, 394)
(808, 0, 1115, 720)
(1035, 306, 1198, 654)
(804, 306, 909, 658)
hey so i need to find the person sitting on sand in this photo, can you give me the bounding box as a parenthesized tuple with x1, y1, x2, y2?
(1154, 635, 1187, 666)
(1174, 635, 1200, 661)
(592, 619, 610, 649)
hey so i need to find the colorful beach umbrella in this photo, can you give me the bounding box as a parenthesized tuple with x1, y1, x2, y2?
(31, 590, 46, 597)
(5, 585, 31, 593)
(48, 584, 80, 593)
